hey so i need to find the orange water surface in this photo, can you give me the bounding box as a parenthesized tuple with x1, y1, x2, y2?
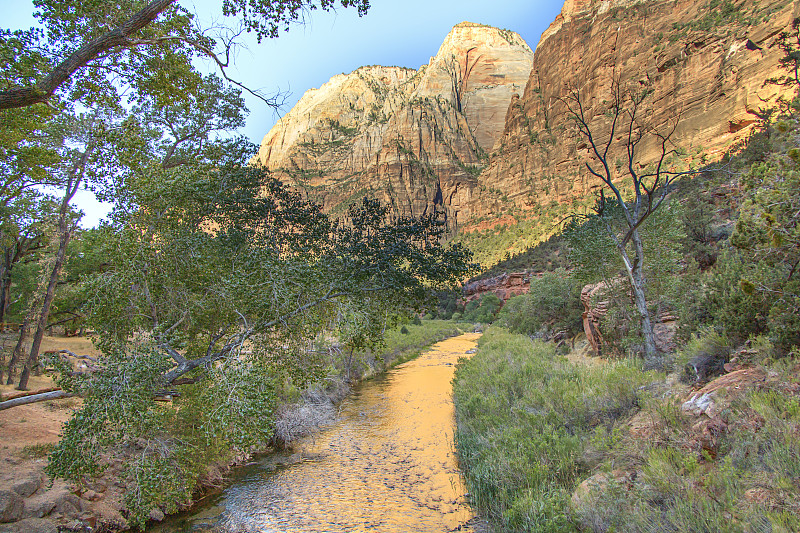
(156, 332, 482, 533)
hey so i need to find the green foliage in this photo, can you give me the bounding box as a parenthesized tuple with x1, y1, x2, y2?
(19, 442, 55, 458)
(495, 269, 583, 339)
(44, 152, 474, 525)
(577, 364, 800, 533)
(674, 114, 800, 351)
(566, 197, 684, 290)
(463, 293, 502, 323)
(470, 233, 568, 282)
(430, 289, 462, 320)
(453, 328, 656, 532)
(674, 329, 730, 383)
(730, 131, 800, 350)
(564, 198, 684, 356)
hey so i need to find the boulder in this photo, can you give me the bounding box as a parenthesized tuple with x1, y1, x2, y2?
(149, 507, 165, 522)
(23, 485, 81, 520)
(0, 518, 58, 533)
(80, 489, 102, 502)
(580, 281, 613, 355)
(0, 491, 24, 523)
(571, 470, 636, 530)
(89, 502, 127, 530)
(10, 473, 43, 498)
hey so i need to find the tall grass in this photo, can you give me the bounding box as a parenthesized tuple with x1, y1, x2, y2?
(580, 381, 800, 532)
(455, 328, 800, 532)
(453, 328, 656, 532)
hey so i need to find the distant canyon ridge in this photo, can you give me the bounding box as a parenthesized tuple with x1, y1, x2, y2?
(255, 0, 798, 237)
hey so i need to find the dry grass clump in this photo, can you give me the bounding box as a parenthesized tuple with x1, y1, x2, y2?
(273, 379, 349, 445)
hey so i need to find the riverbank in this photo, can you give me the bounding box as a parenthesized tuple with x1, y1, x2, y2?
(453, 327, 800, 532)
(0, 320, 467, 532)
(152, 332, 483, 533)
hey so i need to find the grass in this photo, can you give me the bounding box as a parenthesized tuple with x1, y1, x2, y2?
(378, 319, 465, 366)
(19, 442, 55, 459)
(578, 360, 800, 533)
(453, 328, 656, 532)
(453, 327, 800, 532)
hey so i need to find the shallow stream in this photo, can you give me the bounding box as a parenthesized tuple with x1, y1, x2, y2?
(155, 332, 482, 533)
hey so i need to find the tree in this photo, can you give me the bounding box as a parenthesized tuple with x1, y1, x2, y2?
(0, 0, 369, 111)
(561, 79, 696, 366)
(0, 192, 52, 326)
(44, 152, 473, 526)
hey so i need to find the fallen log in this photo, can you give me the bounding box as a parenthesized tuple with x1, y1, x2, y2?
(1, 387, 62, 401)
(0, 389, 75, 410)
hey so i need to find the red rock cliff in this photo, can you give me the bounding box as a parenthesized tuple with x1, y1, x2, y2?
(464, 0, 799, 224)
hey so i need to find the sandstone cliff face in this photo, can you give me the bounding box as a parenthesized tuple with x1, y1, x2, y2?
(462, 271, 532, 303)
(464, 0, 799, 226)
(256, 2, 797, 254)
(254, 23, 534, 228)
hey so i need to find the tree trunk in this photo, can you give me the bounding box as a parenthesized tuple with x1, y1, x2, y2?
(18, 175, 82, 390)
(6, 320, 29, 385)
(0, 389, 73, 410)
(0, 249, 13, 326)
(620, 230, 658, 366)
(18, 215, 76, 390)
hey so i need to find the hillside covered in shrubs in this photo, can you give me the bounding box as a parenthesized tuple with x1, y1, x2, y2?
(452, 30, 800, 532)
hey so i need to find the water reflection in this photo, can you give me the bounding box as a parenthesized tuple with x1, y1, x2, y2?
(157, 332, 481, 533)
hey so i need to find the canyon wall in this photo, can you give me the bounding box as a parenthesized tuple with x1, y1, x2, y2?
(256, 1, 798, 250)
(254, 22, 533, 230)
(463, 0, 798, 226)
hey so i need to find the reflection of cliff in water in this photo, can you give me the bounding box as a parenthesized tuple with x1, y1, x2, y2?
(155, 332, 482, 533)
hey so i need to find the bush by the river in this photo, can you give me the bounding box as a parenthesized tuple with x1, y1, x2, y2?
(453, 328, 655, 531)
(453, 327, 800, 532)
(494, 269, 583, 339)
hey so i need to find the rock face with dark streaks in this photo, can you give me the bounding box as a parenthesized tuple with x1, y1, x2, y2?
(463, 0, 798, 227)
(254, 22, 534, 229)
(256, 1, 797, 260)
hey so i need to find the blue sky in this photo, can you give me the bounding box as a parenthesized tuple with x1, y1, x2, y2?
(3, 0, 565, 225)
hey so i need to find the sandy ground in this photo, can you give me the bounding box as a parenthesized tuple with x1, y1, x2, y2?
(0, 336, 97, 479)
(566, 333, 605, 366)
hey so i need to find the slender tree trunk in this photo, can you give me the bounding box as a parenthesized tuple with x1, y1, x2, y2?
(618, 230, 658, 366)
(18, 216, 77, 390)
(0, 250, 13, 326)
(18, 172, 83, 390)
(6, 319, 30, 385)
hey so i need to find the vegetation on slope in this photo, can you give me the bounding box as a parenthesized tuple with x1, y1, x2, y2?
(453, 328, 656, 532)
(454, 328, 800, 532)
(453, 26, 800, 533)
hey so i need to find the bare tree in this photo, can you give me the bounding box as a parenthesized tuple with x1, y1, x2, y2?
(561, 79, 697, 366)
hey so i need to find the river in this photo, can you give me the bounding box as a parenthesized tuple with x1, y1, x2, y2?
(154, 332, 482, 533)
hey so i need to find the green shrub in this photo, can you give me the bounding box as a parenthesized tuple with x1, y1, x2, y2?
(454, 328, 656, 532)
(495, 269, 583, 339)
(19, 443, 55, 459)
(581, 368, 800, 533)
(675, 329, 730, 384)
(463, 293, 503, 323)
(400, 325, 409, 334)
